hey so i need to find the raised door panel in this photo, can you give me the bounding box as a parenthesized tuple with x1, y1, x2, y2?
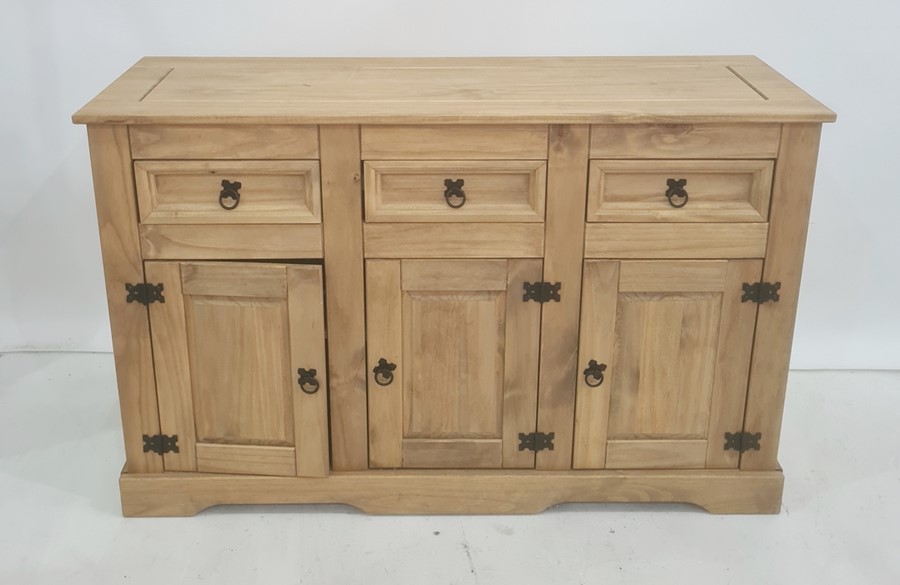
(366, 259, 542, 469)
(573, 260, 761, 469)
(147, 261, 328, 477)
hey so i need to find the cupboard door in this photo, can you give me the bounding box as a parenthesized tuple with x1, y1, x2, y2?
(146, 261, 329, 477)
(573, 260, 761, 469)
(366, 259, 542, 469)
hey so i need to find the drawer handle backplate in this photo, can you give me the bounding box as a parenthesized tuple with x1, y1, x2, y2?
(583, 359, 607, 387)
(219, 179, 242, 210)
(665, 178, 688, 208)
(443, 178, 466, 208)
(297, 368, 320, 394)
(373, 358, 397, 386)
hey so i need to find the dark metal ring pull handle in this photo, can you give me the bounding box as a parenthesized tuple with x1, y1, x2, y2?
(583, 359, 607, 388)
(373, 358, 397, 386)
(219, 179, 242, 210)
(443, 178, 466, 209)
(665, 178, 688, 208)
(297, 368, 320, 394)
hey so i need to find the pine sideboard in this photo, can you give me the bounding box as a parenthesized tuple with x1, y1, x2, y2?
(73, 56, 834, 516)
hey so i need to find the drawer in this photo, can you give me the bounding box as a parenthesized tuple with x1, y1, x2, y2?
(361, 125, 549, 160)
(364, 161, 546, 222)
(135, 160, 321, 224)
(590, 124, 781, 159)
(587, 160, 773, 223)
(130, 125, 319, 159)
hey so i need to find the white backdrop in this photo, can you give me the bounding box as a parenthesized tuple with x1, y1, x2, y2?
(1, 0, 898, 369)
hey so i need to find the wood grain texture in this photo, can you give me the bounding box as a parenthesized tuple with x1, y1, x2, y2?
(195, 444, 297, 477)
(87, 125, 162, 473)
(589, 124, 781, 159)
(287, 266, 330, 477)
(584, 223, 768, 259)
(361, 125, 549, 159)
(402, 439, 503, 469)
(184, 275, 294, 448)
(501, 260, 543, 468)
(536, 124, 590, 470)
(706, 260, 763, 468)
(397, 261, 523, 468)
(573, 261, 619, 469)
(134, 160, 321, 224)
(586, 160, 773, 223)
(120, 468, 786, 516)
(139, 224, 323, 259)
(181, 262, 287, 298)
(618, 260, 728, 292)
(364, 160, 546, 223)
(606, 440, 708, 469)
(741, 124, 823, 471)
(320, 126, 368, 470)
(73, 57, 835, 124)
(145, 262, 196, 472)
(401, 259, 509, 291)
(608, 287, 721, 441)
(366, 260, 404, 468)
(363, 223, 544, 258)
(130, 124, 319, 159)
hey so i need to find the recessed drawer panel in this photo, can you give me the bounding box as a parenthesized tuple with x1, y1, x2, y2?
(130, 125, 319, 160)
(364, 161, 546, 223)
(135, 160, 321, 224)
(361, 125, 549, 160)
(587, 160, 774, 223)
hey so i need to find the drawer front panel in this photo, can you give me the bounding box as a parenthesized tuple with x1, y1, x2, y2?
(135, 160, 321, 224)
(590, 124, 781, 159)
(130, 125, 319, 159)
(364, 161, 546, 222)
(587, 160, 774, 222)
(361, 125, 549, 160)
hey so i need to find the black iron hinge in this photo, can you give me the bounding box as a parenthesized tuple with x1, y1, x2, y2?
(741, 282, 781, 304)
(724, 431, 761, 453)
(523, 282, 561, 303)
(518, 432, 555, 452)
(142, 434, 179, 455)
(126, 283, 165, 305)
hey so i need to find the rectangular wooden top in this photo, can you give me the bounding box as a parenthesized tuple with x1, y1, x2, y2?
(73, 56, 835, 125)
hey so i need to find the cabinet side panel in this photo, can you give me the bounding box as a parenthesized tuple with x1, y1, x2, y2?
(320, 125, 369, 470)
(536, 124, 590, 469)
(741, 124, 822, 471)
(87, 125, 162, 473)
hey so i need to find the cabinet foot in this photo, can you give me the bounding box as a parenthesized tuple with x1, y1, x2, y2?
(119, 467, 783, 517)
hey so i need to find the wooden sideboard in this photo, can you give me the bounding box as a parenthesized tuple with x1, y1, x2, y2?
(73, 56, 834, 516)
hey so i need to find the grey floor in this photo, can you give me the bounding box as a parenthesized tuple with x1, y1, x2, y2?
(0, 352, 897, 584)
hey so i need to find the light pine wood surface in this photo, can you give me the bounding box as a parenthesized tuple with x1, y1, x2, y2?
(77, 57, 832, 515)
(319, 126, 369, 471)
(366, 260, 542, 469)
(119, 469, 786, 516)
(586, 159, 773, 223)
(364, 160, 546, 223)
(134, 160, 321, 224)
(87, 125, 162, 474)
(146, 262, 329, 478)
(73, 57, 835, 124)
